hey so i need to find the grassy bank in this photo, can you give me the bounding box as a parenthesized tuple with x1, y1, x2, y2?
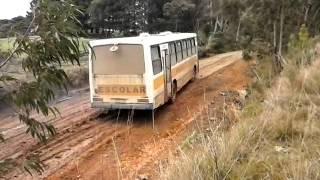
(161, 41, 320, 179)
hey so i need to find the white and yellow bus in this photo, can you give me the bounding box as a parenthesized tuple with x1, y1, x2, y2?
(89, 32, 198, 110)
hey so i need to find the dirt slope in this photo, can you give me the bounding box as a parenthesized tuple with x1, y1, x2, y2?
(1, 52, 250, 179)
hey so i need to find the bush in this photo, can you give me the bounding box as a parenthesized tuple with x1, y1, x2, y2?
(66, 66, 89, 88)
(161, 39, 320, 180)
(206, 32, 239, 54)
(198, 46, 209, 58)
(242, 49, 253, 60)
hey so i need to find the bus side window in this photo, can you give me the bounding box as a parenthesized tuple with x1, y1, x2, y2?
(187, 39, 192, 56)
(182, 40, 188, 59)
(176, 41, 183, 62)
(151, 46, 162, 75)
(170, 43, 177, 66)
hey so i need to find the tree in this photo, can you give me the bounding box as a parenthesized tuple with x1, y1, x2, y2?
(163, 0, 196, 32)
(146, 0, 172, 33)
(0, 0, 84, 174)
(88, 0, 148, 37)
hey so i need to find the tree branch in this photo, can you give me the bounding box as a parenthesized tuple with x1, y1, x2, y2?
(0, 11, 36, 69)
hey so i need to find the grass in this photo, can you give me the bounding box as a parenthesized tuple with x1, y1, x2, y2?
(0, 38, 15, 52)
(161, 41, 320, 179)
(0, 37, 92, 53)
(0, 37, 91, 88)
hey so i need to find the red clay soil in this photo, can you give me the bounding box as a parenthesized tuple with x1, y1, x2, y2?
(50, 60, 250, 180)
(2, 53, 251, 180)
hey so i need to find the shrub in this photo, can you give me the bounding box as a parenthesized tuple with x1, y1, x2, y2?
(242, 49, 253, 60)
(161, 39, 320, 180)
(198, 46, 209, 58)
(206, 32, 239, 54)
(66, 66, 89, 88)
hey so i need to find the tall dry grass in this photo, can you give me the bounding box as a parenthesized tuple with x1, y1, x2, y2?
(160, 43, 320, 180)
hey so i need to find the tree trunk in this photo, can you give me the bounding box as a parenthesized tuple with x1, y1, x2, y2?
(273, 21, 280, 73)
(236, 16, 241, 42)
(210, 0, 214, 30)
(277, 4, 285, 72)
(304, 0, 312, 25)
(278, 5, 284, 59)
(195, 19, 200, 33)
(213, 16, 219, 34)
(273, 21, 277, 51)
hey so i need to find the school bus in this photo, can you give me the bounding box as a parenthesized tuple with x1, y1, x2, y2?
(89, 32, 198, 110)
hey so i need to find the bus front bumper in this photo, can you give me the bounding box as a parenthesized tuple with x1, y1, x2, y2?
(91, 102, 154, 110)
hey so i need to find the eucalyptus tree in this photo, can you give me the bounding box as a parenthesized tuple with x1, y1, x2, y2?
(163, 0, 196, 31)
(146, 0, 172, 33)
(0, 0, 85, 174)
(88, 0, 148, 36)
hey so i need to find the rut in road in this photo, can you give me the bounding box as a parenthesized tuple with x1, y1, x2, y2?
(2, 52, 247, 180)
(0, 95, 99, 160)
(48, 58, 250, 180)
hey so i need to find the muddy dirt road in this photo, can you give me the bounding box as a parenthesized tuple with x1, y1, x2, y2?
(1, 51, 250, 179)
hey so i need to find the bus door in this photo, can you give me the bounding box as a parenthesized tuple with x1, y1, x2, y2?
(160, 44, 172, 102)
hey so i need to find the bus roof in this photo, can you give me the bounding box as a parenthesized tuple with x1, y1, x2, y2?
(89, 32, 197, 47)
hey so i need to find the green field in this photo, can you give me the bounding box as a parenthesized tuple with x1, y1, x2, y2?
(0, 38, 15, 52)
(0, 37, 91, 53)
(1, 37, 90, 85)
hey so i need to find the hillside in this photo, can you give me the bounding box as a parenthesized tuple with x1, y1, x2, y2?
(161, 42, 320, 179)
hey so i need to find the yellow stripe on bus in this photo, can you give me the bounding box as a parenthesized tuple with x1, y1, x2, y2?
(153, 56, 197, 91)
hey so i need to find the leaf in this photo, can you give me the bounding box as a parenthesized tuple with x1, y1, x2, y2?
(0, 75, 17, 82)
(23, 154, 45, 176)
(3, 0, 85, 175)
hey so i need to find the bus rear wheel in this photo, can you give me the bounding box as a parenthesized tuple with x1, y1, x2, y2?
(169, 82, 177, 104)
(191, 67, 197, 81)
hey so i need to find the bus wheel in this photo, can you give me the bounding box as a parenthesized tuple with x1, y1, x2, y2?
(170, 82, 177, 104)
(192, 67, 197, 81)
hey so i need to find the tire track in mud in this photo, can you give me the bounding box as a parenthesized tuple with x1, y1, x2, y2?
(5, 112, 133, 179)
(1, 52, 248, 180)
(47, 56, 250, 180)
(0, 92, 101, 173)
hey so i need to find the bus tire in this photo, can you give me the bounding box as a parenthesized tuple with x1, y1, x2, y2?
(191, 66, 197, 81)
(169, 82, 177, 104)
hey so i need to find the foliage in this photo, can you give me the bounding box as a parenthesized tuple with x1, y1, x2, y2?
(206, 32, 239, 54)
(161, 38, 320, 180)
(87, 0, 148, 37)
(23, 154, 45, 175)
(0, 159, 17, 177)
(197, 46, 209, 58)
(0, 16, 32, 38)
(163, 0, 196, 31)
(0, 0, 84, 143)
(287, 24, 315, 66)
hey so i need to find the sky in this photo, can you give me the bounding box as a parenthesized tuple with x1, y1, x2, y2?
(0, 0, 32, 19)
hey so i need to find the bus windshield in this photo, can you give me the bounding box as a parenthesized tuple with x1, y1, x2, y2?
(92, 44, 145, 75)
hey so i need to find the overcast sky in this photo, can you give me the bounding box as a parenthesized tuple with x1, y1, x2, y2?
(0, 0, 32, 19)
